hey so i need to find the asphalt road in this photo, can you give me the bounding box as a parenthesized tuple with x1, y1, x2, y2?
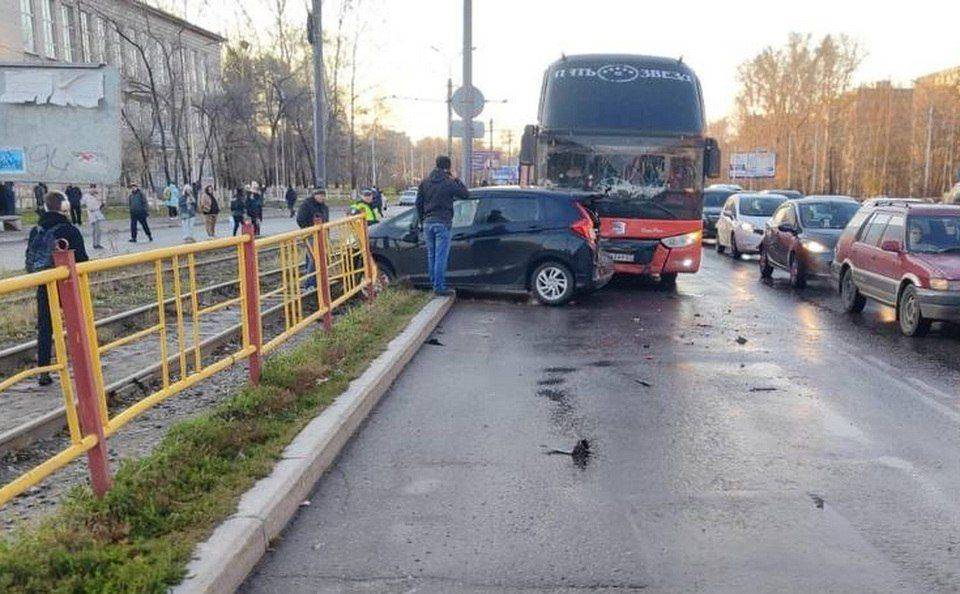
(242, 244, 960, 593)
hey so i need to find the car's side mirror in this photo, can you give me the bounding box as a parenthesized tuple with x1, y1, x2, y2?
(705, 138, 721, 179)
(881, 240, 902, 253)
(778, 224, 796, 234)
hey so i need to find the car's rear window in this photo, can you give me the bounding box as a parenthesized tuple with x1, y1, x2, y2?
(738, 196, 785, 217)
(704, 190, 734, 208)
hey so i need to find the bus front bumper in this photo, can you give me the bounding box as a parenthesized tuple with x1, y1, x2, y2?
(600, 239, 702, 275)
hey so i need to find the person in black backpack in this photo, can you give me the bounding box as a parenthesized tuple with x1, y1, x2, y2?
(65, 184, 83, 225)
(27, 191, 88, 386)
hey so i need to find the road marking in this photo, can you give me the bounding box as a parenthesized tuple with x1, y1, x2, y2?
(856, 355, 960, 424)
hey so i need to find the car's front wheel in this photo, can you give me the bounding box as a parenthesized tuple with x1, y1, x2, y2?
(789, 252, 807, 289)
(531, 261, 575, 306)
(840, 268, 866, 313)
(759, 247, 773, 279)
(898, 284, 932, 336)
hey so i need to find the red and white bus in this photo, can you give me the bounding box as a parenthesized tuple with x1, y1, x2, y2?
(520, 54, 721, 285)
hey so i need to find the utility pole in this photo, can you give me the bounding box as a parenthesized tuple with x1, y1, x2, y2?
(447, 78, 453, 158)
(461, 0, 473, 187)
(309, 0, 326, 188)
(489, 118, 493, 151)
(924, 105, 934, 196)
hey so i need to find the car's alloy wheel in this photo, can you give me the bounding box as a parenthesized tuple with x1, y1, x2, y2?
(840, 268, 866, 313)
(789, 253, 806, 289)
(759, 248, 773, 279)
(898, 284, 931, 336)
(532, 262, 574, 306)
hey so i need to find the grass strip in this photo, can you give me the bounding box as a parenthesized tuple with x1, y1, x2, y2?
(0, 288, 430, 593)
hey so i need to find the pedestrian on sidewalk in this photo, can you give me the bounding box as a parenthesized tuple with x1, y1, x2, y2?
(179, 184, 197, 242)
(128, 183, 153, 243)
(350, 189, 381, 224)
(371, 186, 385, 218)
(297, 188, 330, 290)
(26, 191, 89, 386)
(200, 184, 220, 238)
(231, 187, 246, 236)
(163, 181, 179, 218)
(32, 182, 48, 215)
(285, 185, 297, 217)
(416, 155, 469, 296)
(66, 184, 83, 224)
(246, 182, 263, 236)
(82, 184, 105, 249)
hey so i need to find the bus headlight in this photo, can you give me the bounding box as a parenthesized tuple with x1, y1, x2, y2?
(661, 231, 702, 249)
(803, 240, 829, 253)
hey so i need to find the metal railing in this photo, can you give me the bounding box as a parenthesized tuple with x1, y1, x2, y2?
(0, 216, 376, 508)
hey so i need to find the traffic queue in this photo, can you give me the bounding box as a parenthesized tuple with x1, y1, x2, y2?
(707, 184, 960, 337)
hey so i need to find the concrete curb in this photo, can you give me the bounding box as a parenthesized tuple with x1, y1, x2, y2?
(173, 295, 454, 594)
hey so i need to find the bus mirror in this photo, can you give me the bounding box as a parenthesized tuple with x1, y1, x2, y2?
(520, 125, 538, 165)
(705, 138, 721, 179)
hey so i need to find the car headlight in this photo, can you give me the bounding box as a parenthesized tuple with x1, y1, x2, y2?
(739, 222, 754, 233)
(661, 230, 702, 249)
(927, 278, 960, 291)
(803, 240, 829, 253)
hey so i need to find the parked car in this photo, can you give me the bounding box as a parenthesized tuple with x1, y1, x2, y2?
(702, 186, 737, 239)
(832, 202, 960, 336)
(761, 188, 804, 200)
(368, 187, 614, 305)
(397, 189, 417, 206)
(715, 193, 788, 257)
(759, 196, 859, 288)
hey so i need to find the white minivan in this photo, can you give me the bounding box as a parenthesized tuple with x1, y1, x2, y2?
(715, 193, 788, 257)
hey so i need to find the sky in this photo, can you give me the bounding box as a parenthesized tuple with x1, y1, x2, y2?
(196, 0, 960, 147)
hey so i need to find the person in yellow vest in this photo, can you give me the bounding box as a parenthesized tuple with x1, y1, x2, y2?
(350, 188, 380, 224)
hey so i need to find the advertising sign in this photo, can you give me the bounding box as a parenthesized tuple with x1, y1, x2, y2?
(729, 151, 776, 179)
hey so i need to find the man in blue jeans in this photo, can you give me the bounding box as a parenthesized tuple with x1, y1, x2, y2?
(416, 155, 470, 296)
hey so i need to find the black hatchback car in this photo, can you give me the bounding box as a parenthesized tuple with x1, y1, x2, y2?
(368, 187, 613, 305)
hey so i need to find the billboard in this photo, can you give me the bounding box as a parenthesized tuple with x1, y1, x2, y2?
(0, 63, 121, 184)
(472, 149, 501, 172)
(729, 151, 776, 179)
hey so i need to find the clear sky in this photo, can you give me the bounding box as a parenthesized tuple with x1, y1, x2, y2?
(199, 0, 960, 145)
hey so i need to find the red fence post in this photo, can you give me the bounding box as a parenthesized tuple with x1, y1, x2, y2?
(241, 223, 263, 384)
(314, 220, 334, 331)
(53, 247, 112, 497)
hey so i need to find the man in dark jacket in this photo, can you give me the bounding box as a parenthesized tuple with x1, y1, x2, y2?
(246, 185, 263, 236)
(127, 183, 153, 242)
(297, 188, 330, 289)
(66, 184, 83, 224)
(30, 191, 89, 385)
(415, 155, 469, 295)
(285, 186, 298, 217)
(33, 182, 48, 214)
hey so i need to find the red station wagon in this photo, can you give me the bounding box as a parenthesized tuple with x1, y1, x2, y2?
(832, 201, 960, 336)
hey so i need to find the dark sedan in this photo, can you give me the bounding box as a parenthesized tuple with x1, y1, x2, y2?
(759, 196, 860, 288)
(702, 187, 737, 239)
(368, 187, 613, 305)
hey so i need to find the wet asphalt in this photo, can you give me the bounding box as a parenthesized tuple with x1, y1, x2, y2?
(242, 244, 960, 593)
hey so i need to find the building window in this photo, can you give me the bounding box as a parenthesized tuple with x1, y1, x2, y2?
(40, 0, 55, 58)
(59, 4, 76, 61)
(20, 0, 36, 54)
(153, 40, 167, 86)
(109, 25, 122, 68)
(91, 15, 105, 63)
(124, 30, 139, 78)
(186, 49, 197, 94)
(79, 11, 90, 61)
(196, 52, 207, 92)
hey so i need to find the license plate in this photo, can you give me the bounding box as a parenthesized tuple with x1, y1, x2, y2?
(606, 252, 634, 263)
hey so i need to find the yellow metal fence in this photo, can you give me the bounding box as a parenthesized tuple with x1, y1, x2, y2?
(0, 216, 375, 507)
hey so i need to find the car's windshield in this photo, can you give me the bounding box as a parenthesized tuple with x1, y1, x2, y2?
(704, 190, 734, 208)
(906, 215, 960, 253)
(542, 141, 703, 220)
(738, 196, 784, 217)
(798, 201, 859, 229)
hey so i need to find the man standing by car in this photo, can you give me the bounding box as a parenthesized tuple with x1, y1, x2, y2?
(416, 155, 469, 296)
(297, 188, 330, 290)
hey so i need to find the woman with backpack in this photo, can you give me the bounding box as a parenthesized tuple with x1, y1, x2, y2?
(26, 191, 88, 385)
(179, 184, 198, 243)
(200, 185, 220, 238)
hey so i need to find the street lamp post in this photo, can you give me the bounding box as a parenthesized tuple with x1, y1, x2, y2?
(462, 0, 473, 187)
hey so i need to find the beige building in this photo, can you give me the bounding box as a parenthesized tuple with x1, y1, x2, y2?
(3, 0, 224, 190)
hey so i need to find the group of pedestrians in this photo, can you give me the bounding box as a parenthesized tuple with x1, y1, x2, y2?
(230, 182, 264, 236)
(33, 182, 106, 249)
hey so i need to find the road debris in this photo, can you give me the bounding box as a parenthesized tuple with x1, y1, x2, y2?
(425, 338, 444, 346)
(808, 493, 825, 509)
(634, 379, 651, 387)
(542, 439, 591, 466)
(749, 387, 778, 392)
(735, 336, 748, 345)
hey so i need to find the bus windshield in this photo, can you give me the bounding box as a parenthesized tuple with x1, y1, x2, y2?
(542, 139, 703, 220)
